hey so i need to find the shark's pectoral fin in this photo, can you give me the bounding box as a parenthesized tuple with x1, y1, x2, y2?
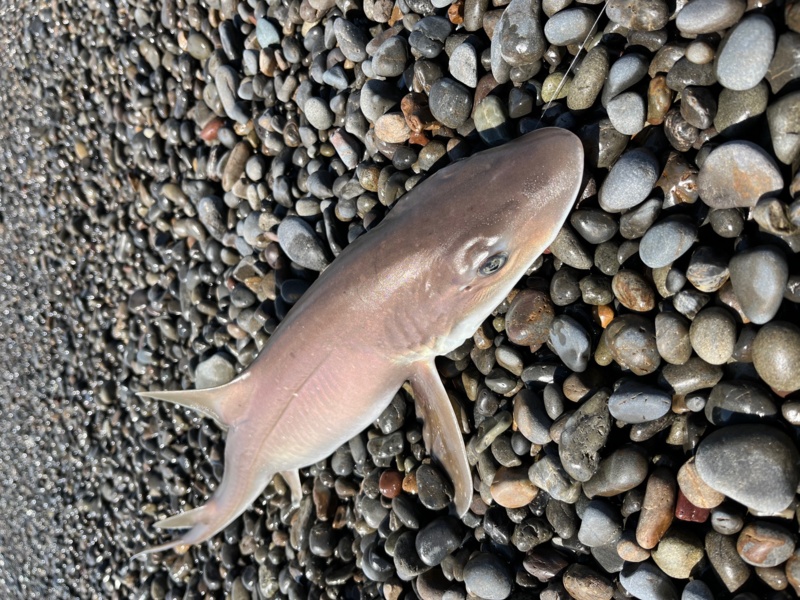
(280, 469, 303, 508)
(136, 376, 249, 428)
(408, 360, 473, 517)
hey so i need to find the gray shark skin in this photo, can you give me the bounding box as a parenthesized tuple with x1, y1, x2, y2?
(134, 127, 584, 557)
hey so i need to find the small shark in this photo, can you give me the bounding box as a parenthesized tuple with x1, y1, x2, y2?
(134, 127, 584, 557)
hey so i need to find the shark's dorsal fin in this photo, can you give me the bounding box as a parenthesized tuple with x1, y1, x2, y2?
(137, 375, 250, 428)
(408, 360, 473, 517)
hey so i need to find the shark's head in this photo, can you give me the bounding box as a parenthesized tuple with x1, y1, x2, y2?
(377, 127, 585, 353)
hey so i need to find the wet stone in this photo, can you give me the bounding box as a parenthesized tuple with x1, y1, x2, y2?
(529, 454, 582, 503)
(729, 245, 788, 325)
(415, 464, 453, 511)
(680, 86, 717, 130)
(689, 307, 736, 365)
(605, 315, 661, 376)
(637, 467, 677, 550)
(714, 83, 769, 135)
(683, 579, 714, 600)
(737, 521, 796, 567)
(570, 209, 618, 245)
(608, 380, 671, 424)
(513, 389, 552, 445)
(607, 92, 646, 136)
(767, 90, 800, 165)
(598, 148, 660, 213)
(583, 446, 648, 498)
(550, 225, 593, 270)
(716, 15, 776, 91)
(416, 517, 463, 566)
(695, 425, 800, 514)
(698, 141, 784, 209)
(686, 246, 729, 293)
(612, 270, 655, 312)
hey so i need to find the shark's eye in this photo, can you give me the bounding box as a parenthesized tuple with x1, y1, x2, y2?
(479, 253, 508, 276)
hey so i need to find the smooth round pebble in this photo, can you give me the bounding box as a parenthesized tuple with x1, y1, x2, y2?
(639, 216, 698, 269)
(698, 141, 784, 209)
(463, 552, 512, 600)
(737, 521, 796, 567)
(619, 561, 678, 600)
(277, 217, 330, 271)
(689, 307, 736, 365)
(752, 321, 800, 392)
(598, 148, 660, 213)
(608, 380, 671, 424)
(715, 15, 776, 91)
(729, 246, 788, 325)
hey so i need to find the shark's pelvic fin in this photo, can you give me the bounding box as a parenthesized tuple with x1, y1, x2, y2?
(408, 360, 473, 517)
(280, 469, 303, 508)
(136, 376, 250, 428)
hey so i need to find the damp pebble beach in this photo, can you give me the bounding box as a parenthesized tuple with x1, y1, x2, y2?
(1, 0, 799, 598)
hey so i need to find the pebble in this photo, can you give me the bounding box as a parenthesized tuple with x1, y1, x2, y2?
(619, 561, 678, 600)
(651, 528, 704, 579)
(598, 148, 660, 213)
(568, 45, 609, 111)
(607, 0, 669, 31)
(550, 225, 593, 270)
(753, 321, 800, 392)
(277, 217, 330, 271)
(415, 464, 453, 511)
(562, 564, 613, 600)
(737, 521, 796, 567)
(715, 83, 769, 135)
(636, 468, 676, 550)
(333, 18, 369, 62)
(449, 43, 478, 88)
(696, 425, 800, 514)
(767, 90, 800, 165)
(570, 209, 618, 245)
(583, 446, 649, 497)
(605, 315, 661, 376)
(608, 380, 671, 424)
(655, 312, 692, 365)
(415, 517, 463, 567)
(638, 216, 698, 269)
(548, 314, 591, 373)
(607, 92, 646, 136)
(544, 8, 597, 46)
(676, 0, 745, 34)
(578, 500, 623, 547)
(256, 19, 280, 48)
(195, 354, 236, 389)
(661, 357, 723, 395)
(428, 78, 473, 128)
(490, 466, 538, 508)
(513, 389, 552, 445)
(689, 307, 737, 365)
(706, 530, 751, 592)
(463, 552, 512, 600)
(612, 270, 655, 312)
(682, 579, 714, 600)
(215, 65, 249, 125)
(559, 390, 611, 482)
(729, 245, 788, 325)
(303, 97, 335, 131)
(697, 141, 784, 209)
(716, 15, 776, 91)
(491, 0, 546, 83)
(704, 380, 777, 426)
(505, 290, 554, 351)
(373, 37, 408, 78)
(529, 454, 582, 503)
(677, 458, 725, 509)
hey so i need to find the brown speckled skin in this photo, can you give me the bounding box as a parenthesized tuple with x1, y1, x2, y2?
(135, 128, 584, 557)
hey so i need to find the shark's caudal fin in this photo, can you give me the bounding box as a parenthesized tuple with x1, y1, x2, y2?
(136, 375, 251, 428)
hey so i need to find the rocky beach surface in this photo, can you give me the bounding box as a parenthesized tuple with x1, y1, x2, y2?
(1, 0, 799, 598)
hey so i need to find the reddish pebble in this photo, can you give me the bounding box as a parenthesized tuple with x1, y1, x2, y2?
(200, 117, 224, 142)
(675, 489, 710, 523)
(380, 470, 403, 498)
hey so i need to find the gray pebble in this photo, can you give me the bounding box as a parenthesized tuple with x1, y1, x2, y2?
(583, 446, 649, 498)
(607, 92, 646, 136)
(198, 195, 228, 241)
(416, 464, 453, 511)
(415, 517, 463, 567)
(609, 380, 672, 424)
(682, 579, 714, 600)
(463, 552, 512, 600)
(550, 225, 593, 270)
(661, 357, 723, 395)
(767, 90, 800, 165)
(570, 209, 618, 245)
(277, 216, 330, 271)
(620, 561, 678, 600)
(696, 425, 800, 514)
(548, 314, 591, 373)
(215, 65, 249, 124)
(449, 43, 478, 88)
(599, 148, 660, 213)
(603, 53, 649, 105)
(607, 0, 669, 31)
(544, 8, 597, 46)
(705, 530, 751, 592)
(491, 0, 545, 83)
(256, 18, 280, 48)
(577, 500, 623, 547)
(676, 0, 745, 35)
(195, 353, 236, 389)
(333, 18, 369, 62)
(513, 389, 552, 445)
(620, 198, 661, 240)
(716, 15, 776, 91)
(529, 454, 582, 503)
(373, 36, 408, 78)
(428, 78, 473, 128)
(705, 381, 777, 426)
(655, 312, 693, 365)
(714, 83, 769, 135)
(729, 245, 788, 324)
(567, 45, 609, 111)
(639, 215, 698, 269)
